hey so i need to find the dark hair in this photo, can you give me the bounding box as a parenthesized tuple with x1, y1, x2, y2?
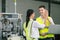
(26, 9, 34, 27)
(38, 5, 45, 9)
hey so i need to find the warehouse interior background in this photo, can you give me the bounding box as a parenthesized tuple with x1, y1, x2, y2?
(0, 0, 60, 40)
(0, 0, 60, 24)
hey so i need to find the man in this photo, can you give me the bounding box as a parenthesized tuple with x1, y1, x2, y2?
(36, 5, 55, 40)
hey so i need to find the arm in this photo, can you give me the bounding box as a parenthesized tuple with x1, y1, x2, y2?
(48, 17, 55, 25)
(32, 21, 45, 29)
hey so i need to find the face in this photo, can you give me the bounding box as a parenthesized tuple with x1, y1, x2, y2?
(39, 7, 45, 16)
(31, 12, 35, 19)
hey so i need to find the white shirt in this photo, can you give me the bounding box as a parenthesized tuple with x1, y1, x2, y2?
(31, 19, 45, 38)
(31, 16, 55, 38)
(48, 17, 55, 25)
(40, 16, 55, 25)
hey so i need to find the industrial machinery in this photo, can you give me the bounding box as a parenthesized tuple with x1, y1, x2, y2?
(0, 13, 24, 40)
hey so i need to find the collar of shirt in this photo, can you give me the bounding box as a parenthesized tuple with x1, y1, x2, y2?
(30, 19, 33, 21)
(40, 16, 45, 22)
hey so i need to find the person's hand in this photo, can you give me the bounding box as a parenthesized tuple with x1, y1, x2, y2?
(40, 33, 47, 36)
(43, 9, 48, 25)
(44, 9, 48, 20)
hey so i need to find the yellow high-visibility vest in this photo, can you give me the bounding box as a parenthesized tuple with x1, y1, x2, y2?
(23, 21, 33, 40)
(36, 17, 54, 39)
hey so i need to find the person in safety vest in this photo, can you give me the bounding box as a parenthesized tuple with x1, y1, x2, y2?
(23, 9, 47, 40)
(36, 5, 55, 40)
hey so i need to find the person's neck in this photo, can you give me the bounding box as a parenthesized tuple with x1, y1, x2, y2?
(30, 17, 33, 20)
(40, 14, 44, 19)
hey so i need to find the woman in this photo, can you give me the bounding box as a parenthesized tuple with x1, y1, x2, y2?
(23, 9, 46, 40)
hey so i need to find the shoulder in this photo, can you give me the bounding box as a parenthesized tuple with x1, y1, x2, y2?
(36, 17, 41, 20)
(36, 17, 40, 19)
(33, 21, 39, 24)
(23, 22, 26, 26)
(48, 16, 53, 19)
(33, 21, 37, 23)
